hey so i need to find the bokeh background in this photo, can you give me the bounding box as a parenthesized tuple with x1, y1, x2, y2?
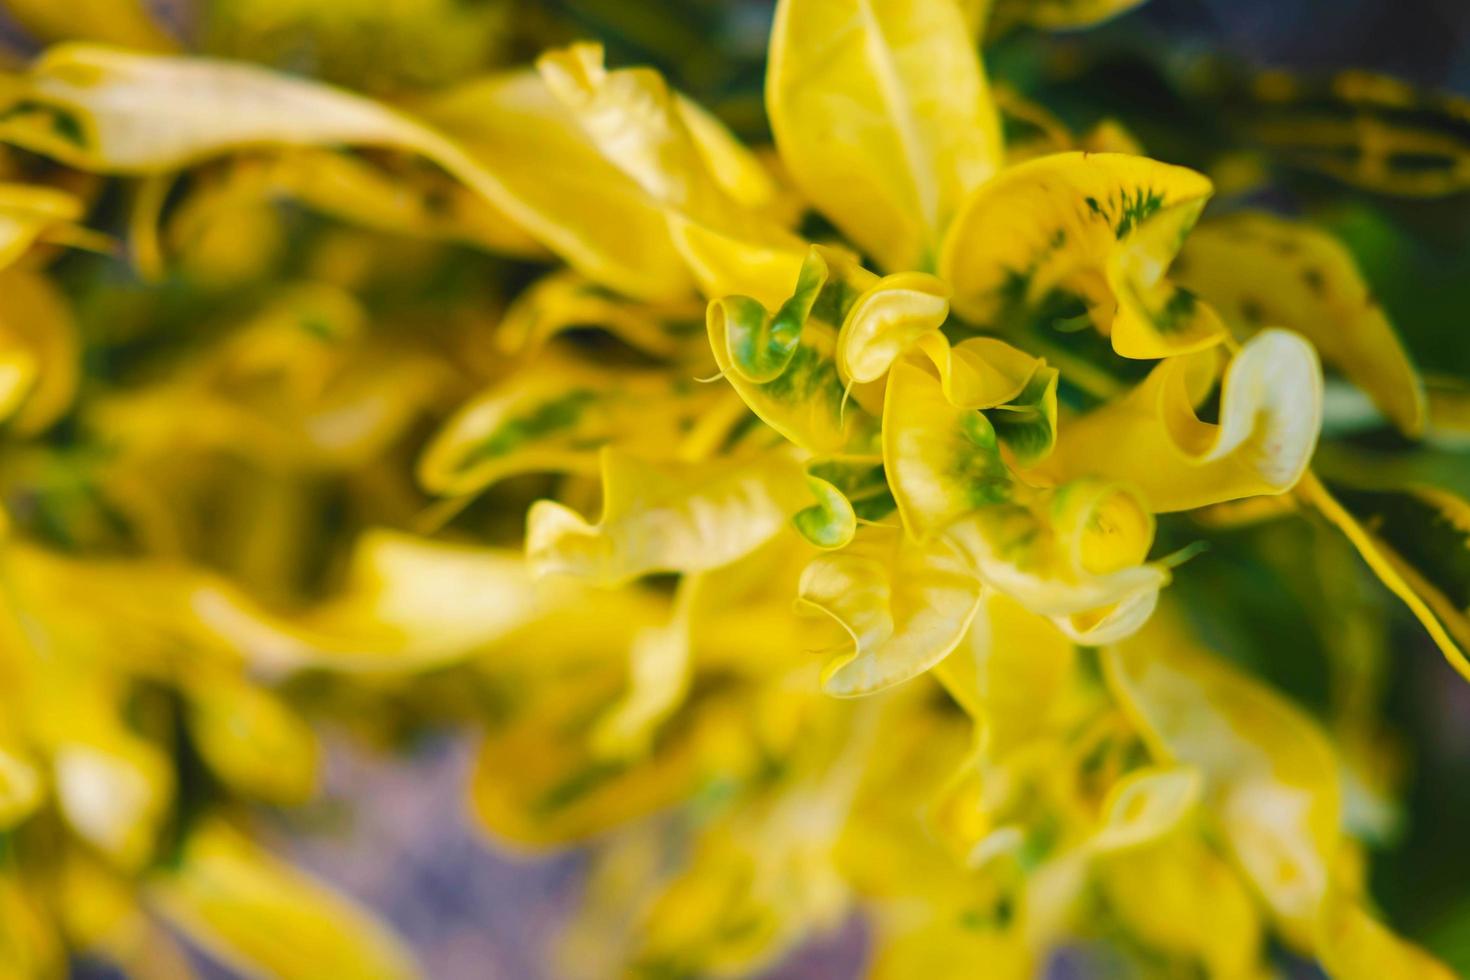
(31, 0, 1470, 976)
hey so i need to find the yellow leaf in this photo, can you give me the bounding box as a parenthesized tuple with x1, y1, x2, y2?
(0, 45, 692, 300)
(1178, 211, 1426, 436)
(0, 868, 64, 980)
(1098, 834, 1262, 978)
(590, 578, 697, 760)
(932, 591, 1075, 755)
(798, 525, 982, 696)
(941, 152, 1226, 359)
(0, 269, 78, 434)
(185, 675, 319, 805)
(190, 530, 564, 674)
(538, 43, 805, 303)
(0, 44, 451, 172)
(1316, 888, 1457, 980)
(1091, 765, 1201, 852)
(150, 819, 419, 980)
(191, 147, 547, 260)
(1046, 328, 1323, 512)
(413, 70, 703, 298)
(768, 0, 1003, 273)
(0, 182, 91, 270)
(1105, 617, 1340, 943)
(527, 449, 807, 585)
(835, 272, 951, 385)
(944, 479, 1165, 644)
(0, 738, 41, 830)
(1, 0, 176, 51)
(917, 334, 1042, 411)
(495, 270, 706, 360)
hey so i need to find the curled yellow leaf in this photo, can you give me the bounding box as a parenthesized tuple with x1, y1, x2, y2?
(1091, 765, 1201, 853)
(0, 269, 78, 435)
(945, 479, 1165, 644)
(798, 526, 982, 696)
(1046, 328, 1323, 512)
(836, 272, 951, 385)
(707, 247, 883, 455)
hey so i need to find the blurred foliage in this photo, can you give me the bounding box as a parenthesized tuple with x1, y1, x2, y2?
(0, 1, 1466, 978)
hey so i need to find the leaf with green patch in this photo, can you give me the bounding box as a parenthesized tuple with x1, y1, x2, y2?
(883, 358, 1014, 539)
(941, 152, 1226, 359)
(989, 362, 1059, 465)
(419, 351, 719, 497)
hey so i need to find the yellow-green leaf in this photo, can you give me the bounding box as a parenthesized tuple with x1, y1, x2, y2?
(419, 350, 719, 498)
(883, 357, 1013, 538)
(945, 479, 1165, 644)
(707, 247, 884, 456)
(1298, 475, 1470, 683)
(793, 459, 896, 550)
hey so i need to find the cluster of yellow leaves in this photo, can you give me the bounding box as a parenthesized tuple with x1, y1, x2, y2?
(0, 0, 1464, 978)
